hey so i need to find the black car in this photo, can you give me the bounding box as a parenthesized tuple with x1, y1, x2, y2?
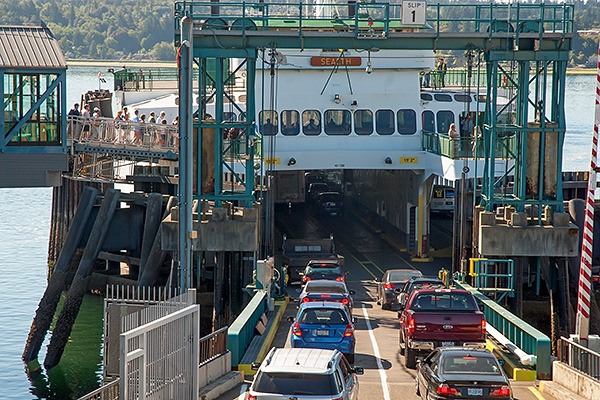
(415, 347, 512, 400)
(316, 191, 343, 215)
(300, 259, 346, 285)
(299, 279, 355, 311)
(394, 277, 446, 311)
(308, 182, 330, 202)
(377, 269, 423, 310)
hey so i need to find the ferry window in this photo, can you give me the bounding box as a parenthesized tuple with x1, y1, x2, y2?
(421, 93, 433, 101)
(397, 109, 417, 135)
(223, 112, 237, 122)
(238, 95, 247, 103)
(376, 109, 394, 135)
(259, 110, 278, 135)
(477, 95, 487, 102)
(324, 110, 351, 135)
(302, 110, 321, 135)
(453, 94, 472, 103)
(422, 110, 435, 133)
(281, 110, 300, 136)
(434, 94, 452, 102)
(437, 110, 455, 134)
(354, 110, 373, 135)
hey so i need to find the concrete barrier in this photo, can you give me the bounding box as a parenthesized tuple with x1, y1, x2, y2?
(539, 361, 600, 400)
(198, 351, 232, 388)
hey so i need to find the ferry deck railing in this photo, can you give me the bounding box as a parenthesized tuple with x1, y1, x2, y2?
(455, 281, 552, 380)
(557, 336, 600, 380)
(199, 326, 228, 365)
(174, 2, 574, 37)
(421, 130, 518, 160)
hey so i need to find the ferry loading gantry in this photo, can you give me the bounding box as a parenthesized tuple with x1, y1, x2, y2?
(170, 2, 578, 330)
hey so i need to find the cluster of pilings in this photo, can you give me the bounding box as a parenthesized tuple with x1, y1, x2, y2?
(23, 176, 258, 370)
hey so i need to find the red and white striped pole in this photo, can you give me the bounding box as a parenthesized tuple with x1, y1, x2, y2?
(575, 39, 600, 342)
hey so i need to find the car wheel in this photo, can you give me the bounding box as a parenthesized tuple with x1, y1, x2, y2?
(405, 347, 417, 369)
(399, 333, 405, 356)
(345, 353, 355, 364)
(415, 378, 421, 396)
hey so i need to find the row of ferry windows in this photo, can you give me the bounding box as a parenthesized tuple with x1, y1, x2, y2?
(258, 109, 418, 136)
(255, 109, 463, 136)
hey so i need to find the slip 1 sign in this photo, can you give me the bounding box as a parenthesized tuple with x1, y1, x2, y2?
(402, 1, 426, 26)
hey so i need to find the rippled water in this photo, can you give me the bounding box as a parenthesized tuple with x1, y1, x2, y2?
(0, 68, 597, 398)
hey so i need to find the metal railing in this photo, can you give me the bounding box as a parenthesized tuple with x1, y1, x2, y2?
(422, 131, 518, 160)
(67, 116, 179, 152)
(77, 379, 119, 400)
(199, 326, 229, 365)
(455, 281, 552, 379)
(174, 2, 574, 35)
(558, 337, 600, 380)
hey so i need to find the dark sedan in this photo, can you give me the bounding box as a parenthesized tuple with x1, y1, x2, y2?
(298, 280, 356, 311)
(300, 259, 346, 285)
(377, 269, 423, 310)
(394, 277, 446, 311)
(415, 347, 512, 400)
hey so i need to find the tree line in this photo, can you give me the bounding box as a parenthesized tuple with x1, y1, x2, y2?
(0, 0, 598, 64)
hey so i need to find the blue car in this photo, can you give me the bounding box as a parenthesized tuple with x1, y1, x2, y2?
(289, 301, 356, 364)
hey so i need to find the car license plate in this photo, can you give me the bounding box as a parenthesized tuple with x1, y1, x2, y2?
(316, 329, 329, 336)
(442, 341, 454, 346)
(467, 388, 483, 396)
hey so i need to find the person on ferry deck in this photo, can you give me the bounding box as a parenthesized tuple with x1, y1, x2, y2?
(437, 58, 447, 87)
(448, 122, 459, 157)
(68, 103, 80, 116)
(304, 118, 320, 134)
(148, 111, 157, 124)
(157, 111, 166, 124)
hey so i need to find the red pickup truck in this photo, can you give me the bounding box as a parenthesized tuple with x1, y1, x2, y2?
(398, 288, 486, 369)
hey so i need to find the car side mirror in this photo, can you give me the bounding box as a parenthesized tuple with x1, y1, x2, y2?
(251, 362, 261, 370)
(352, 366, 365, 375)
(349, 290, 356, 295)
(287, 316, 295, 322)
(352, 317, 357, 324)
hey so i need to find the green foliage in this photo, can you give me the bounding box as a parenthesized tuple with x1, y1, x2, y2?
(0, 0, 598, 64)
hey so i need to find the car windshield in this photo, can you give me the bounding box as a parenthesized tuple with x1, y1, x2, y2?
(254, 372, 338, 395)
(411, 293, 478, 311)
(319, 193, 340, 202)
(306, 283, 346, 294)
(388, 271, 422, 282)
(441, 355, 501, 375)
(300, 308, 348, 325)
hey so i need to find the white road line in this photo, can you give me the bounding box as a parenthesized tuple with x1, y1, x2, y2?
(237, 383, 249, 400)
(361, 305, 391, 400)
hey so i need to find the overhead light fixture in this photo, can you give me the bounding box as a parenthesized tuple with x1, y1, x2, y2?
(334, 94, 341, 104)
(288, 157, 296, 166)
(384, 157, 392, 165)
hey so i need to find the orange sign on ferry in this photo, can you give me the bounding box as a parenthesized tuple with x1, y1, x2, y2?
(310, 56, 362, 67)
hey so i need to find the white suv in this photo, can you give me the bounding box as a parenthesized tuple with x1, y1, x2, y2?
(247, 348, 364, 400)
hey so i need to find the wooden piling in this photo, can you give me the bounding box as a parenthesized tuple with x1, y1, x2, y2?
(138, 193, 163, 276)
(23, 186, 100, 363)
(44, 188, 121, 369)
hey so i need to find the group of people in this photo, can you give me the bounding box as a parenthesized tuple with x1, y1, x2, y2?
(448, 113, 480, 157)
(68, 103, 179, 147)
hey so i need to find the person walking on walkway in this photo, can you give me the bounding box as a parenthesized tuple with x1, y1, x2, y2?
(437, 57, 447, 87)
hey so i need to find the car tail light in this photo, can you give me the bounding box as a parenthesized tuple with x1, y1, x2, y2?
(247, 394, 257, 400)
(292, 322, 302, 337)
(343, 323, 354, 337)
(384, 283, 396, 289)
(490, 385, 511, 397)
(481, 319, 487, 334)
(407, 314, 415, 334)
(303, 276, 311, 283)
(437, 384, 460, 396)
(302, 297, 310, 303)
(342, 298, 349, 305)
(594, 276, 599, 283)
(335, 276, 345, 282)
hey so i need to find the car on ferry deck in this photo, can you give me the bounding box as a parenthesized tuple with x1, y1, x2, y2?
(307, 182, 330, 202)
(316, 191, 343, 216)
(377, 268, 423, 310)
(415, 347, 512, 400)
(395, 276, 446, 311)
